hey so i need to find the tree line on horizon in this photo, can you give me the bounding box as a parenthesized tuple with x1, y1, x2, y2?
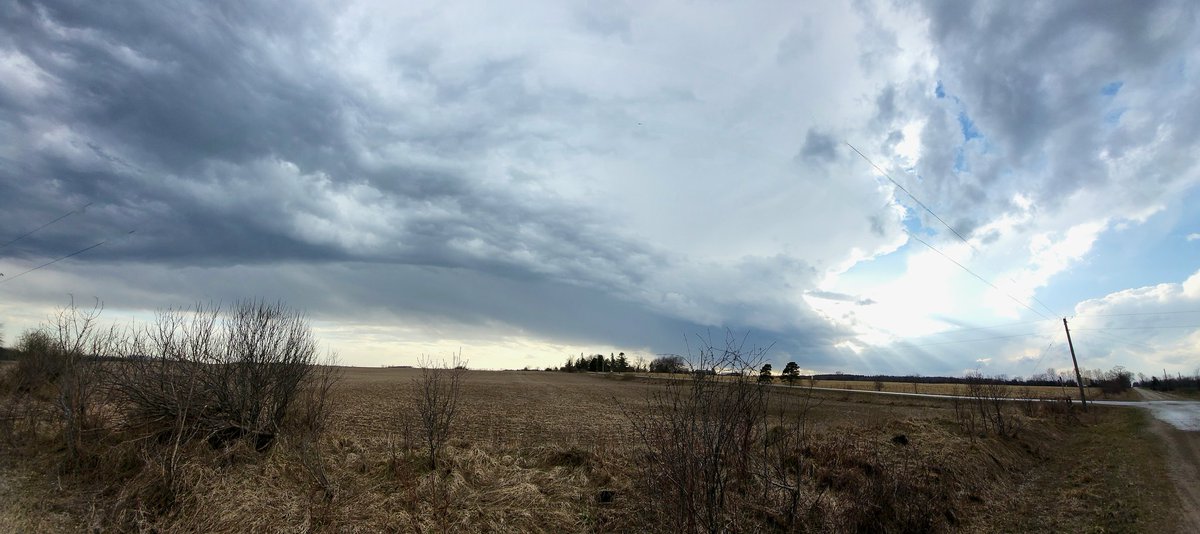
(549, 352, 1176, 396)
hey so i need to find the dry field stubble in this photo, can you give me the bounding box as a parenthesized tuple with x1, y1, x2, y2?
(278, 369, 1181, 531)
(0, 366, 1186, 532)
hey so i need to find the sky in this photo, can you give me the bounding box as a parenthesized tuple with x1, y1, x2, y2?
(1, 0, 1199, 377)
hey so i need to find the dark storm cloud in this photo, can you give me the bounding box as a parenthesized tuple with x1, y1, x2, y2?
(0, 0, 861, 364)
(0, 0, 350, 263)
(1, 1, 343, 170)
(0, 0, 645, 281)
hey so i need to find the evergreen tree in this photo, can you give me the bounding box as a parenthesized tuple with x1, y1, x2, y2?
(616, 352, 630, 372)
(781, 362, 800, 384)
(758, 363, 773, 383)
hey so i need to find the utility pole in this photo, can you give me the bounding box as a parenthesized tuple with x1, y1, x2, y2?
(1063, 318, 1088, 411)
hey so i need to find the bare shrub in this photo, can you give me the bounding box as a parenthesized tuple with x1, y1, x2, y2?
(625, 333, 770, 533)
(955, 372, 1021, 437)
(413, 352, 466, 470)
(6, 299, 119, 468)
(10, 330, 62, 393)
(755, 381, 821, 532)
(109, 300, 331, 450)
(0, 389, 51, 448)
(294, 356, 341, 500)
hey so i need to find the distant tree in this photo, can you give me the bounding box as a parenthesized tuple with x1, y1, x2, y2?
(781, 362, 800, 385)
(615, 352, 630, 372)
(650, 355, 687, 374)
(758, 363, 773, 383)
(1097, 365, 1133, 395)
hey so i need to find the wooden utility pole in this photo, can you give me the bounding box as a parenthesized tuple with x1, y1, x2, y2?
(1063, 318, 1088, 411)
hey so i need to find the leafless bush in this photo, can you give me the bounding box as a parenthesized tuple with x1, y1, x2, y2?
(294, 356, 341, 500)
(109, 300, 332, 450)
(5, 299, 120, 468)
(413, 352, 466, 470)
(0, 390, 51, 448)
(954, 372, 1021, 437)
(9, 330, 62, 394)
(626, 333, 770, 533)
(755, 382, 822, 532)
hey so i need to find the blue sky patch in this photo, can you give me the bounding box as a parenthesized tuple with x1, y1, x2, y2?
(1100, 81, 1123, 96)
(1105, 108, 1127, 125)
(1039, 185, 1200, 309)
(935, 81, 945, 98)
(958, 112, 982, 141)
(954, 147, 969, 172)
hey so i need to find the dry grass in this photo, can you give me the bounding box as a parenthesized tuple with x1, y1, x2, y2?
(984, 407, 1182, 532)
(0, 367, 1185, 532)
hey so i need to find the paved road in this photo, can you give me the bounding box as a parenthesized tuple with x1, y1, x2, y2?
(1131, 388, 1200, 431)
(773, 383, 1200, 431)
(631, 375, 1200, 431)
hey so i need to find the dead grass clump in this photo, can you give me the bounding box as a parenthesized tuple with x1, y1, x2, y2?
(99, 441, 209, 531)
(1019, 396, 1079, 424)
(540, 446, 594, 469)
(0, 391, 52, 449)
(799, 425, 957, 533)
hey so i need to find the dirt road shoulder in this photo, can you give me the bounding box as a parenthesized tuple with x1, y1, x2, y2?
(1145, 418, 1200, 531)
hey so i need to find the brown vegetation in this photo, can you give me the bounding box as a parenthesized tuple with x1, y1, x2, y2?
(0, 317, 1187, 532)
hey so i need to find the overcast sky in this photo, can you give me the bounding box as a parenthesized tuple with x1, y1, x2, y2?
(2, 0, 1199, 377)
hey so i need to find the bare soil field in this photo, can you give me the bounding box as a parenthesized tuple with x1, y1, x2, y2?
(0, 367, 1189, 532)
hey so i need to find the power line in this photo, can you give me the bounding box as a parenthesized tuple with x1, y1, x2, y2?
(0, 230, 135, 287)
(1025, 340, 1057, 377)
(0, 240, 107, 285)
(0, 202, 93, 249)
(905, 230, 1053, 320)
(1073, 325, 1200, 331)
(846, 143, 1061, 318)
(1082, 329, 1157, 352)
(846, 143, 975, 247)
(1074, 310, 1200, 318)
